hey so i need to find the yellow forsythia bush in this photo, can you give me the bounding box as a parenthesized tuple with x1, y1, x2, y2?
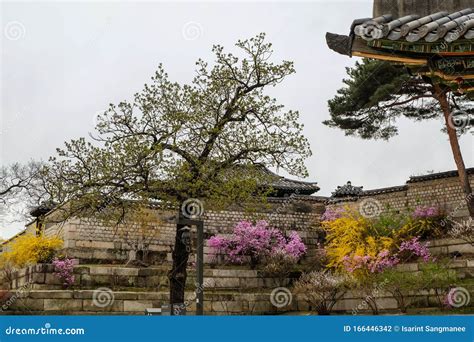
(0, 234, 63, 269)
(322, 209, 394, 271)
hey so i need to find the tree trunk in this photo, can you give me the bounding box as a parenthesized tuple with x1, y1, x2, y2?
(434, 84, 474, 219)
(168, 210, 190, 313)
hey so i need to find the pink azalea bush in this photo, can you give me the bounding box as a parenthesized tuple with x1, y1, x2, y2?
(52, 257, 75, 287)
(342, 250, 399, 274)
(207, 220, 306, 266)
(320, 208, 345, 222)
(342, 236, 433, 274)
(398, 236, 432, 262)
(412, 205, 439, 219)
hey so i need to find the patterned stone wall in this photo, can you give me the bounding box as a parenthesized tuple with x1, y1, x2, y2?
(326, 172, 474, 219)
(8, 169, 473, 263)
(43, 198, 325, 264)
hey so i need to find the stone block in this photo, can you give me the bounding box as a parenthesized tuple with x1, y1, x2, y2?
(124, 300, 153, 312)
(92, 249, 115, 260)
(114, 275, 138, 287)
(249, 301, 271, 313)
(73, 290, 94, 299)
(113, 268, 139, 277)
(29, 272, 45, 284)
(237, 270, 258, 278)
(89, 266, 114, 275)
(63, 240, 76, 248)
(45, 273, 63, 285)
(448, 243, 474, 254)
(67, 248, 93, 260)
(449, 260, 468, 268)
(213, 278, 240, 288)
(429, 246, 448, 255)
(138, 268, 161, 277)
(211, 300, 242, 313)
(44, 299, 82, 311)
(137, 292, 163, 300)
(75, 240, 93, 248)
(80, 274, 113, 287)
(83, 299, 124, 312)
(203, 278, 216, 288)
(241, 277, 260, 288)
(29, 290, 73, 299)
(8, 298, 45, 311)
(91, 241, 115, 249)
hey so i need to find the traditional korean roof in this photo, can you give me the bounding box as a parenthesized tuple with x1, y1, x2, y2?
(354, 9, 474, 43)
(331, 181, 363, 198)
(407, 167, 474, 183)
(263, 168, 320, 196)
(29, 201, 56, 217)
(327, 167, 474, 203)
(361, 185, 408, 196)
(326, 8, 474, 92)
(326, 9, 474, 58)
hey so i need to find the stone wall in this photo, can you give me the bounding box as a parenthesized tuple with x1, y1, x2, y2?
(41, 198, 325, 265)
(26, 169, 472, 264)
(326, 171, 474, 219)
(1, 168, 471, 267)
(2, 236, 473, 315)
(0, 263, 304, 315)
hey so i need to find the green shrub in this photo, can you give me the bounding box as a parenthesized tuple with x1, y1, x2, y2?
(419, 261, 458, 309)
(293, 270, 351, 315)
(377, 269, 420, 313)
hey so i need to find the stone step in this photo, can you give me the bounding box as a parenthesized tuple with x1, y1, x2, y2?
(0, 289, 301, 315)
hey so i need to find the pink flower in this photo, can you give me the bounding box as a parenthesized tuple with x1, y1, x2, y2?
(343, 250, 399, 274)
(321, 208, 345, 221)
(412, 206, 439, 219)
(398, 236, 432, 262)
(52, 258, 75, 287)
(206, 220, 306, 265)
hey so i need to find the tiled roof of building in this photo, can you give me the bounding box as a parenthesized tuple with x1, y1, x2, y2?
(263, 169, 320, 195)
(407, 167, 474, 183)
(326, 7, 474, 93)
(361, 185, 409, 196)
(29, 201, 56, 217)
(331, 181, 363, 198)
(328, 167, 473, 203)
(26, 168, 320, 218)
(327, 184, 409, 203)
(354, 8, 474, 43)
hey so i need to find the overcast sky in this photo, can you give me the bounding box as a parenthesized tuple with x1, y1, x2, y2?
(1, 1, 473, 238)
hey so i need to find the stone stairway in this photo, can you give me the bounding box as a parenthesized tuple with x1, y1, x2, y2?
(0, 263, 306, 315)
(2, 237, 473, 315)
